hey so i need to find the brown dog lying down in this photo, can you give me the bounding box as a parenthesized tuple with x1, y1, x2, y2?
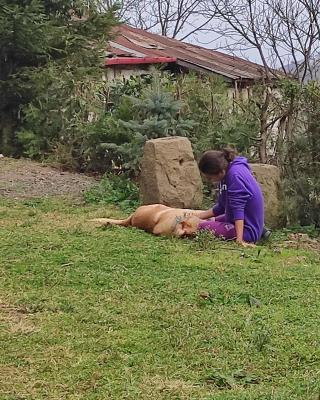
(90, 204, 206, 237)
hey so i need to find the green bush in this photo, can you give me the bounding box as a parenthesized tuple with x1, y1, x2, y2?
(89, 74, 196, 175)
(16, 70, 261, 176)
(84, 174, 140, 212)
(177, 74, 260, 158)
(282, 81, 320, 228)
(80, 74, 259, 176)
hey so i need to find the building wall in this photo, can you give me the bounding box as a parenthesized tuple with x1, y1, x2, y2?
(104, 65, 152, 81)
(105, 65, 255, 102)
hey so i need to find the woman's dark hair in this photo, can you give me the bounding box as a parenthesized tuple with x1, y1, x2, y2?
(198, 147, 237, 175)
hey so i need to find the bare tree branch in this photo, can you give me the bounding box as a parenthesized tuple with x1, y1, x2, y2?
(201, 0, 320, 83)
(99, 0, 213, 40)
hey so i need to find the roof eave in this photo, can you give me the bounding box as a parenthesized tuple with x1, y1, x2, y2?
(176, 60, 237, 82)
(105, 57, 177, 66)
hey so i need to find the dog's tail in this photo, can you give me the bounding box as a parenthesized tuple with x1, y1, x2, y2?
(89, 215, 132, 227)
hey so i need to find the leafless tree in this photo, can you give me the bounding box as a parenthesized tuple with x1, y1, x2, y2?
(200, 0, 320, 162)
(203, 0, 320, 81)
(98, 0, 213, 40)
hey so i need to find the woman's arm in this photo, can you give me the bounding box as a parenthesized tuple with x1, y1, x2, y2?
(235, 219, 244, 243)
(196, 209, 215, 219)
(235, 219, 255, 247)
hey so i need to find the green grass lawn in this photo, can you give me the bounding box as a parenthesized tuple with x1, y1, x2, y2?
(0, 197, 319, 400)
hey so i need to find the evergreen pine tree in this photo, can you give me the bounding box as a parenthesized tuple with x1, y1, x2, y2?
(100, 76, 196, 174)
(0, 0, 116, 155)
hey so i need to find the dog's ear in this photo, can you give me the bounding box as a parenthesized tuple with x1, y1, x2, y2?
(180, 220, 189, 229)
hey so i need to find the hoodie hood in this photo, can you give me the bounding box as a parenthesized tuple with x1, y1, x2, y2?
(229, 156, 251, 171)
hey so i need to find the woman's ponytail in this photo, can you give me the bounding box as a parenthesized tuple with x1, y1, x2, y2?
(222, 147, 237, 163)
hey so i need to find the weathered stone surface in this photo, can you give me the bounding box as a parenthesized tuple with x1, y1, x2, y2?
(140, 137, 203, 208)
(250, 163, 283, 228)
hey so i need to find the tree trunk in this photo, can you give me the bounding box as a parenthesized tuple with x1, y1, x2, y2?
(275, 115, 287, 171)
(258, 89, 271, 163)
(0, 111, 16, 155)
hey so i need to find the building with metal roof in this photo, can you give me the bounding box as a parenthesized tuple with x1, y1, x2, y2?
(105, 24, 268, 89)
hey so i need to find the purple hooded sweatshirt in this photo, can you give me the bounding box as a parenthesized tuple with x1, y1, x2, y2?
(212, 156, 264, 243)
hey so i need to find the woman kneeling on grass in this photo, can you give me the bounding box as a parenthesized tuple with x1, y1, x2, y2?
(196, 148, 265, 248)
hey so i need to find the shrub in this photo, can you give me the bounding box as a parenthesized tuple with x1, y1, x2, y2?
(90, 74, 196, 175)
(84, 174, 140, 212)
(282, 81, 320, 228)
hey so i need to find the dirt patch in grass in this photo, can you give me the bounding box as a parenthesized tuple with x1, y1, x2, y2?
(282, 233, 320, 252)
(0, 157, 96, 200)
(0, 303, 36, 334)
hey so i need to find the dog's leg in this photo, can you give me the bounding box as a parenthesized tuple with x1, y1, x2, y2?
(89, 216, 132, 227)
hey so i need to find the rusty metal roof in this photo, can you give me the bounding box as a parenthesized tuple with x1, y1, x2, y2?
(106, 25, 267, 82)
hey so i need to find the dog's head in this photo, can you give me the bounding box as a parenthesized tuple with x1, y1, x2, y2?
(174, 216, 201, 237)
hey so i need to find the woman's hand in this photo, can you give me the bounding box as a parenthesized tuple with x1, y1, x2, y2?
(236, 240, 256, 248)
(195, 209, 215, 220)
(235, 219, 256, 247)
